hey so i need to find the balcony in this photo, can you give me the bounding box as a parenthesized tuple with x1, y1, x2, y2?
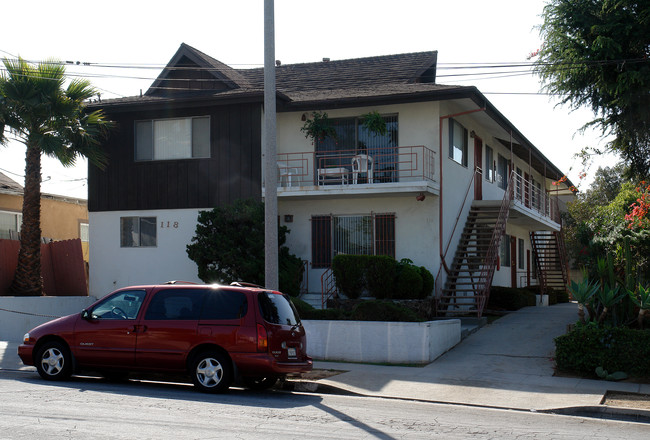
(510, 172, 561, 227)
(274, 145, 437, 196)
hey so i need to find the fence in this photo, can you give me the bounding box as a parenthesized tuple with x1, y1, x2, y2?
(0, 238, 88, 296)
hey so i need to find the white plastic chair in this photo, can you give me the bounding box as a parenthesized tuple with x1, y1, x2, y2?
(351, 154, 374, 184)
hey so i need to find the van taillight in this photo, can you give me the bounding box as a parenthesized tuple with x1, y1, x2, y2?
(257, 324, 268, 352)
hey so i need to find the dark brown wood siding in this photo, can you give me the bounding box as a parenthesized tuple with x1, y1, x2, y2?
(88, 103, 262, 212)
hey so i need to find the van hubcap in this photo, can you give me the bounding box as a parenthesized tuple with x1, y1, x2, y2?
(41, 348, 64, 375)
(196, 358, 223, 387)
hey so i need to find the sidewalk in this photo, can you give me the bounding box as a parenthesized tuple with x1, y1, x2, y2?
(2, 304, 649, 419)
(311, 303, 650, 415)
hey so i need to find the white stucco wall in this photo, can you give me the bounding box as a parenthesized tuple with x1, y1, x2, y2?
(280, 195, 439, 293)
(89, 209, 203, 297)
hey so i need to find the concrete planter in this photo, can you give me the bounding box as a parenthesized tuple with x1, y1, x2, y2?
(303, 319, 461, 364)
(0, 296, 97, 342)
(535, 294, 549, 307)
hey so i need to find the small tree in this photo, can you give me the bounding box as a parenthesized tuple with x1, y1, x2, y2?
(0, 58, 112, 296)
(186, 199, 303, 296)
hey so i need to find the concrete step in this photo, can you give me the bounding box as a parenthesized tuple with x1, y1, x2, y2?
(299, 293, 325, 310)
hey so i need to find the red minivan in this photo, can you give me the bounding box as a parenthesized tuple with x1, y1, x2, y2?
(18, 282, 312, 393)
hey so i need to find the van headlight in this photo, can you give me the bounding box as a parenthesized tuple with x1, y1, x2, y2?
(23, 333, 30, 343)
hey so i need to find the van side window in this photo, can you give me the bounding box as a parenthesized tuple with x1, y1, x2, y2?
(91, 290, 146, 320)
(200, 290, 247, 320)
(145, 289, 205, 320)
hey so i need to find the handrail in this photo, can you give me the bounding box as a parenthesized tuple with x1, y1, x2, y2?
(474, 169, 515, 316)
(320, 267, 337, 309)
(434, 168, 480, 304)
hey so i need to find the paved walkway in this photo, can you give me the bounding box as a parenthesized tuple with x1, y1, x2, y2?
(1, 303, 648, 416)
(314, 303, 650, 412)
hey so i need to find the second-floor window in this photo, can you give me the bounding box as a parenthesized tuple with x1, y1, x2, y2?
(449, 118, 468, 167)
(135, 116, 210, 161)
(316, 115, 398, 183)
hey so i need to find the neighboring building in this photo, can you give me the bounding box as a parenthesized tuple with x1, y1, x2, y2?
(87, 43, 574, 314)
(0, 172, 89, 260)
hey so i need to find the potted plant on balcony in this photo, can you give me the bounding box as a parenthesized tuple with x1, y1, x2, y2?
(361, 111, 387, 136)
(301, 111, 337, 145)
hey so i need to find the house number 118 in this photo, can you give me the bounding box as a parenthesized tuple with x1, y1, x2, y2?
(161, 221, 179, 229)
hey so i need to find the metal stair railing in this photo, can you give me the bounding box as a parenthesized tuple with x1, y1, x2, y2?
(320, 267, 338, 309)
(474, 170, 515, 317)
(555, 229, 570, 288)
(434, 168, 482, 313)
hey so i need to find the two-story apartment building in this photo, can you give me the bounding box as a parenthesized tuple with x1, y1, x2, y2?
(88, 43, 573, 316)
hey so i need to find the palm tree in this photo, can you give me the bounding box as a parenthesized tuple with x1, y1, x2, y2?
(0, 58, 112, 296)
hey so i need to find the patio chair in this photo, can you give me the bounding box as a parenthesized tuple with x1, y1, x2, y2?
(352, 154, 374, 184)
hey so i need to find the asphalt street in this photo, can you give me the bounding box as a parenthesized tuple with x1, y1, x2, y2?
(1, 369, 648, 440)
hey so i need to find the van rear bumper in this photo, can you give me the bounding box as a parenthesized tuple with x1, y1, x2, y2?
(231, 353, 313, 375)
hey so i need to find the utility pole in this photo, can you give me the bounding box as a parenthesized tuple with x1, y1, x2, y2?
(263, 0, 278, 290)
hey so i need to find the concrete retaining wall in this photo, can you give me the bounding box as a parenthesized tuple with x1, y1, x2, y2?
(303, 319, 461, 364)
(0, 297, 97, 342)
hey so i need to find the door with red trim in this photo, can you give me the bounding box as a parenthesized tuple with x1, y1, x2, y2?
(474, 137, 483, 200)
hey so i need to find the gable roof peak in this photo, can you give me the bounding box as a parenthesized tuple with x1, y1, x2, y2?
(145, 43, 250, 97)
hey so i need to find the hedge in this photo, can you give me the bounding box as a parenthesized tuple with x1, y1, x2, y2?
(555, 324, 650, 377)
(332, 255, 434, 300)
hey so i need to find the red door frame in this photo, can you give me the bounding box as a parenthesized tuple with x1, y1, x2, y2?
(510, 236, 517, 288)
(474, 137, 483, 200)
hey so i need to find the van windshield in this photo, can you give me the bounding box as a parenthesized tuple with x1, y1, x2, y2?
(258, 292, 299, 325)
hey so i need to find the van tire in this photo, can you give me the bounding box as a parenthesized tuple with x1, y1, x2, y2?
(190, 351, 232, 393)
(35, 341, 72, 381)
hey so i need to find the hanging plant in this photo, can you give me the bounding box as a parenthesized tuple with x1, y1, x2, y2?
(300, 111, 337, 144)
(361, 111, 387, 136)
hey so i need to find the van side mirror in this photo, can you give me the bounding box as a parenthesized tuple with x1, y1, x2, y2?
(81, 309, 91, 320)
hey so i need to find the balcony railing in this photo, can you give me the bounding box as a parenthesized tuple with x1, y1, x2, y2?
(276, 145, 435, 188)
(511, 172, 561, 224)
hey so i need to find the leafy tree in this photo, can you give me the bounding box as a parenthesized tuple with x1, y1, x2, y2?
(0, 58, 112, 296)
(535, 0, 650, 179)
(186, 199, 304, 296)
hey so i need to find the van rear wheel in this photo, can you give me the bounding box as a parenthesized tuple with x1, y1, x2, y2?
(190, 351, 232, 393)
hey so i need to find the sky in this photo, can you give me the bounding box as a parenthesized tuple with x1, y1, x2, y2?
(0, 0, 616, 199)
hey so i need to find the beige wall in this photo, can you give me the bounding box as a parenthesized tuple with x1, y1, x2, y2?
(0, 191, 88, 241)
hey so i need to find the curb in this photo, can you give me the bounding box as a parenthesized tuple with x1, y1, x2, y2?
(541, 406, 650, 424)
(281, 379, 650, 424)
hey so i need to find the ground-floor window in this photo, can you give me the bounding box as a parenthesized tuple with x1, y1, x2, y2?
(120, 216, 157, 247)
(0, 210, 21, 239)
(311, 213, 395, 268)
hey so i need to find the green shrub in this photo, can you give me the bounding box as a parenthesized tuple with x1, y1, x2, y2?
(365, 255, 396, 299)
(394, 259, 423, 299)
(332, 255, 366, 299)
(555, 324, 650, 377)
(349, 300, 421, 322)
(419, 266, 434, 299)
(487, 286, 535, 310)
(290, 297, 314, 319)
(306, 308, 347, 320)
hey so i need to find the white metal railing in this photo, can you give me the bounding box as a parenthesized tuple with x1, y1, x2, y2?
(276, 145, 436, 188)
(511, 172, 560, 224)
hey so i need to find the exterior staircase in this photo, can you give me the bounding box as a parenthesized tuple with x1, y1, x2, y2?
(438, 205, 509, 317)
(529, 230, 569, 294)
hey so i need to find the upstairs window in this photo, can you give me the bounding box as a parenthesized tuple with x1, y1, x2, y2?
(485, 145, 494, 182)
(135, 116, 210, 161)
(496, 154, 509, 190)
(449, 118, 468, 166)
